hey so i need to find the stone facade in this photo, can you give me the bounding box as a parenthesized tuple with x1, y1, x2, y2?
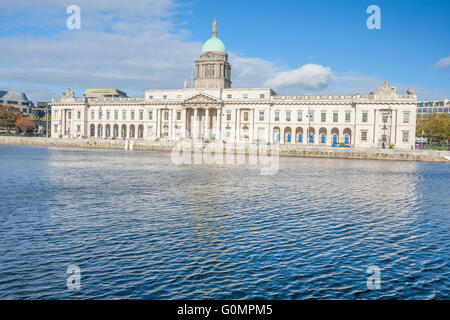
(51, 20, 417, 150)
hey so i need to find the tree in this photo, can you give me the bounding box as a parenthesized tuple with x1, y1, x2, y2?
(0, 105, 22, 128)
(416, 113, 450, 143)
(15, 116, 36, 133)
(28, 114, 39, 121)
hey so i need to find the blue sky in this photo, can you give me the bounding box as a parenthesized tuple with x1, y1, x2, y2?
(0, 0, 449, 101)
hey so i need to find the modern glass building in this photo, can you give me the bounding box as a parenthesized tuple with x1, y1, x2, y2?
(417, 99, 450, 117)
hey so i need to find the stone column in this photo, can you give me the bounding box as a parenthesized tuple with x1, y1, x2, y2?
(250, 109, 254, 143)
(236, 109, 240, 141)
(194, 108, 198, 140)
(205, 108, 209, 139)
(62, 109, 66, 136)
(182, 108, 187, 140)
(216, 107, 221, 141)
(169, 108, 173, 140)
(156, 109, 161, 138)
(71, 109, 75, 138)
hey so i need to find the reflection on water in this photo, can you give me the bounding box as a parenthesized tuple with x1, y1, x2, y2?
(0, 145, 449, 299)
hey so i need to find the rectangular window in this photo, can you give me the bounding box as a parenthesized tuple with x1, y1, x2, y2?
(164, 111, 169, 121)
(382, 134, 387, 142)
(68, 111, 72, 120)
(321, 112, 326, 122)
(260, 94, 265, 99)
(333, 112, 338, 123)
(139, 111, 143, 120)
(114, 110, 118, 120)
(227, 94, 232, 99)
(382, 113, 389, 123)
(297, 112, 302, 122)
(98, 111, 102, 120)
(163, 95, 167, 100)
(91, 111, 94, 120)
(54, 110, 59, 120)
(243, 94, 248, 99)
(275, 111, 280, 122)
(362, 112, 368, 123)
(244, 111, 249, 121)
(286, 111, 291, 122)
(361, 131, 368, 141)
(149, 95, 153, 99)
(149, 111, 153, 120)
(309, 112, 314, 122)
(259, 111, 264, 121)
(403, 131, 409, 143)
(177, 111, 181, 121)
(77, 111, 81, 120)
(122, 111, 126, 120)
(226, 111, 231, 121)
(131, 111, 135, 120)
(345, 112, 351, 122)
(403, 112, 410, 123)
(106, 111, 110, 120)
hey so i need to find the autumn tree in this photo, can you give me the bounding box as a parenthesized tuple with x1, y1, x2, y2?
(15, 116, 36, 133)
(416, 113, 450, 143)
(0, 105, 22, 128)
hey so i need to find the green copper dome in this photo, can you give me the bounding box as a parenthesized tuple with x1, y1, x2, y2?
(202, 36, 226, 53)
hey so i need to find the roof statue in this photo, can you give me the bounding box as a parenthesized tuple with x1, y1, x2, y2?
(212, 18, 217, 37)
(62, 88, 74, 98)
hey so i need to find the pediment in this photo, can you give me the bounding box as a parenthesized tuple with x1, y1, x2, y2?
(182, 93, 222, 105)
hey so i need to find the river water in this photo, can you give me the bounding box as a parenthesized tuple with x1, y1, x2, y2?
(0, 145, 448, 299)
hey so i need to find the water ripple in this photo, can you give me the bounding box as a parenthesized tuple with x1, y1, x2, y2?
(0, 145, 449, 299)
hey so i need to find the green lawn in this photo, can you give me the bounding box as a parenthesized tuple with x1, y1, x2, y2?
(423, 146, 448, 150)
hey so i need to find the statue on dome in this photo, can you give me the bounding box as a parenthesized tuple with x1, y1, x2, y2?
(212, 18, 217, 37)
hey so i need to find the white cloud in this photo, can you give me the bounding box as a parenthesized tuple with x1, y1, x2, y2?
(228, 54, 281, 89)
(434, 56, 450, 70)
(263, 64, 334, 91)
(1, 1, 447, 102)
(0, 1, 201, 101)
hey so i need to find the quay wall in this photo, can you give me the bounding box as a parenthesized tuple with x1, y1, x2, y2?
(0, 136, 449, 162)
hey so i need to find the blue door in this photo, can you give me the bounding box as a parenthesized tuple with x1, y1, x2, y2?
(298, 134, 303, 143)
(333, 135, 338, 144)
(321, 134, 326, 143)
(106, 129, 109, 137)
(287, 133, 291, 142)
(345, 135, 349, 144)
(277, 133, 280, 142)
(98, 128, 101, 137)
(309, 134, 314, 143)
